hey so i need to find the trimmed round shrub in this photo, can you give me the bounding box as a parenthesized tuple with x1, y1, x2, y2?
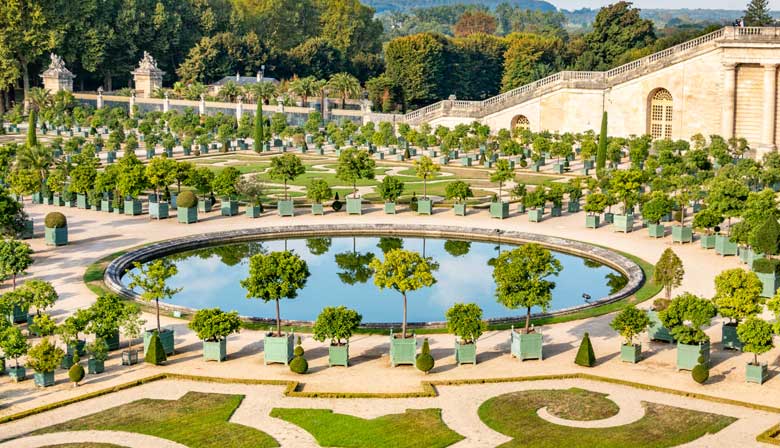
(416, 338, 434, 373)
(294, 345, 304, 357)
(331, 192, 342, 212)
(692, 355, 709, 384)
(45, 212, 67, 228)
(290, 355, 308, 374)
(177, 190, 198, 208)
(68, 354, 85, 384)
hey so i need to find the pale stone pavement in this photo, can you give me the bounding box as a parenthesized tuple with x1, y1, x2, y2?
(0, 198, 779, 446)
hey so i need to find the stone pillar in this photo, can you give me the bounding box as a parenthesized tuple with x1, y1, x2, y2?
(96, 88, 104, 110)
(322, 97, 330, 122)
(721, 63, 737, 140)
(40, 54, 75, 94)
(163, 92, 170, 113)
(236, 96, 243, 121)
(131, 52, 164, 99)
(199, 94, 206, 116)
(759, 63, 778, 157)
(129, 92, 136, 117)
(277, 97, 285, 114)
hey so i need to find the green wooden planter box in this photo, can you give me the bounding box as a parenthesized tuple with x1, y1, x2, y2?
(677, 341, 709, 371)
(346, 197, 363, 215)
(586, 215, 600, 229)
(8, 304, 28, 324)
(746, 363, 768, 384)
(198, 198, 213, 213)
(648, 223, 665, 238)
(384, 202, 396, 214)
(105, 330, 120, 351)
(203, 339, 227, 362)
(721, 323, 742, 351)
(124, 199, 142, 216)
(169, 194, 178, 210)
(122, 349, 139, 366)
(19, 218, 33, 240)
(106, 151, 116, 163)
(460, 157, 472, 166)
(246, 205, 262, 218)
(745, 248, 764, 267)
(756, 271, 780, 298)
(528, 209, 544, 222)
(311, 203, 325, 215)
(220, 199, 239, 216)
(328, 344, 349, 367)
(510, 330, 543, 361)
(603, 212, 614, 224)
(33, 370, 55, 387)
(715, 235, 738, 256)
(88, 358, 105, 374)
(264, 333, 294, 365)
(417, 199, 433, 215)
(700, 234, 716, 249)
(647, 310, 674, 343)
(490, 201, 509, 219)
(278, 200, 294, 217)
(455, 340, 477, 365)
(389, 334, 417, 367)
(146, 149, 155, 159)
(45, 226, 68, 246)
(8, 366, 26, 382)
(550, 206, 562, 217)
(567, 201, 580, 213)
(552, 163, 564, 174)
(67, 340, 86, 358)
(144, 329, 175, 356)
(620, 344, 641, 363)
(101, 199, 114, 213)
(149, 202, 169, 219)
(178, 206, 198, 224)
(453, 203, 467, 216)
(672, 226, 693, 244)
(613, 214, 634, 233)
(76, 194, 91, 209)
(517, 203, 526, 214)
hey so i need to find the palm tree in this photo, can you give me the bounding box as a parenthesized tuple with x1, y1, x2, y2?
(246, 81, 277, 105)
(288, 76, 319, 107)
(16, 144, 54, 192)
(327, 73, 361, 109)
(27, 87, 52, 113)
(217, 81, 241, 102)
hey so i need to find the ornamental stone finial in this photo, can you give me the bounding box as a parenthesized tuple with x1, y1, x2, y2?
(40, 53, 74, 93)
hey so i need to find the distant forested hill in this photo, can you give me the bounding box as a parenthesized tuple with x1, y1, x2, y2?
(365, 0, 556, 14)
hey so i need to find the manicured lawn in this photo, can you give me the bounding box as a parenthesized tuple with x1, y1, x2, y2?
(270, 408, 463, 448)
(478, 388, 735, 448)
(34, 392, 278, 448)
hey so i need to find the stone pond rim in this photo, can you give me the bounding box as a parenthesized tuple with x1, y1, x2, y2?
(103, 224, 645, 327)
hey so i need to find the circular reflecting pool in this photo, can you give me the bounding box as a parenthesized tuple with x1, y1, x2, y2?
(122, 236, 626, 323)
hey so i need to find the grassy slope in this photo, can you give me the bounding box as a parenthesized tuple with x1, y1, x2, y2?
(34, 392, 278, 448)
(270, 408, 463, 448)
(478, 388, 735, 448)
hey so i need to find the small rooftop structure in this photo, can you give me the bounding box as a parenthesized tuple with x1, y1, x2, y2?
(209, 70, 278, 96)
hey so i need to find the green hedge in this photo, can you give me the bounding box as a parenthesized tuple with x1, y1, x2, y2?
(44, 212, 67, 228)
(752, 258, 780, 274)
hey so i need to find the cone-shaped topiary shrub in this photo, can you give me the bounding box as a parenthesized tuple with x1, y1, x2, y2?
(177, 190, 198, 208)
(45, 212, 67, 228)
(409, 192, 419, 212)
(692, 355, 709, 384)
(68, 353, 85, 386)
(290, 340, 308, 374)
(331, 192, 342, 212)
(574, 332, 596, 367)
(145, 331, 167, 365)
(416, 338, 434, 373)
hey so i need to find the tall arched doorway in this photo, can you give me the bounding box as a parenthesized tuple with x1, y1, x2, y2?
(511, 115, 530, 132)
(648, 88, 673, 140)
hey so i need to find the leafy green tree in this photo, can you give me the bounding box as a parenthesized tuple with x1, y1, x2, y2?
(737, 316, 774, 366)
(188, 308, 242, 342)
(188, 166, 215, 200)
(493, 244, 563, 332)
(127, 259, 181, 334)
(335, 250, 374, 285)
(377, 237, 403, 254)
(269, 154, 305, 200)
(659, 293, 717, 345)
(641, 192, 673, 224)
(745, 0, 774, 26)
(654, 248, 684, 300)
(609, 169, 643, 214)
(445, 180, 472, 204)
(241, 251, 310, 336)
(445, 303, 485, 344)
(0, 238, 33, 289)
(377, 176, 404, 203)
(707, 176, 749, 232)
(85, 294, 128, 341)
(306, 237, 332, 256)
(144, 156, 177, 198)
(692, 208, 723, 235)
(7, 168, 41, 199)
(501, 33, 561, 91)
(236, 174, 265, 206)
(751, 216, 780, 259)
(413, 155, 440, 200)
(712, 268, 763, 323)
(0, 187, 27, 237)
(369, 249, 438, 338)
(575, 1, 655, 70)
(336, 148, 376, 198)
(444, 240, 471, 257)
(115, 152, 147, 199)
(21, 279, 57, 316)
(584, 192, 608, 216)
(212, 166, 241, 198)
(490, 159, 514, 201)
(306, 179, 332, 204)
(0, 326, 29, 368)
(610, 305, 650, 346)
(596, 112, 608, 173)
(312, 306, 362, 346)
(384, 33, 448, 110)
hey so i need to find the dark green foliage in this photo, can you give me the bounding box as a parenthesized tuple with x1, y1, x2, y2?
(177, 190, 197, 208)
(751, 216, 780, 257)
(416, 338, 434, 373)
(44, 212, 67, 228)
(331, 192, 343, 211)
(691, 355, 709, 384)
(0, 186, 27, 237)
(145, 331, 167, 366)
(294, 345, 304, 357)
(290, 342, 308, 374)
(409, 192, 418, 212)
(68, 356, 85, 384)
(752, 258, 780, 274)
(596, 112, 607, 173)
(744, 0, 774, 26)
(574, 332, 596, 367)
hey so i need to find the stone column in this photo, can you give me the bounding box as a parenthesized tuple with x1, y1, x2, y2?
(129, 92, 136, 117)
(236, 96, 243, 121)
(163, 92, 170, 113)
(199, 94, 206, 116)
(721, 63, 737, 140)
(759, 63, 778, 156)
(96, 88, 104, 110)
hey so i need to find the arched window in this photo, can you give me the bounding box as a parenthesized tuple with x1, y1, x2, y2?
(648, 89, 673, 140)
(512, 115, 530, 131)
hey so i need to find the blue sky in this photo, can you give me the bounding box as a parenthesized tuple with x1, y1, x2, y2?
(554, 0, 778, 9)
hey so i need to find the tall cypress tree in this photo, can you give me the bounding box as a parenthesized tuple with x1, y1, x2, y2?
(596, 111, 608, 173)
(745, 0, 774, 26)
(253, 101, 264, 153)
(26, 110, 37, 148)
